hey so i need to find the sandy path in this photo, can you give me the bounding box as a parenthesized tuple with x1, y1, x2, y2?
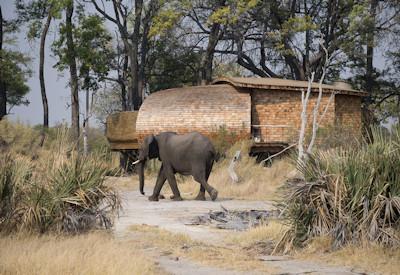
(113, 187, 370, 275)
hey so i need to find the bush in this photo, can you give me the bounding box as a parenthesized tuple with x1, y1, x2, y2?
(279, 126, 400, 251)
(209, 125, 246, 160)
(0, 126, 121, 234)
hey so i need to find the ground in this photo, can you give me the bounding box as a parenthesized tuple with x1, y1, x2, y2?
(1, 175, 396, 274)
(113, 177, 370, 275)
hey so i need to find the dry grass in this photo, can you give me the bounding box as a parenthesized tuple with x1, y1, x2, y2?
(129, 224, 276, 273)
(0, 232, 160, 275)
(299, 237, 400, 275)
(156, 141, 293, 200)
(225, 220, 288, 246)
(111, 141, 293, 201)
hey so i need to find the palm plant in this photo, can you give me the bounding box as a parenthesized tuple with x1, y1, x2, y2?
(0, 127, 121, 234)
(279, 126, 400, 251)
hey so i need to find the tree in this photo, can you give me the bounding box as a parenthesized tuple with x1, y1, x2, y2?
(73, 14, 113, 155)
(0, 5, 31, 120)
(52, 0, 80, 141)
(89, 0, 186, 109)
(65, 0, 79, 142)
(185, 0, 228, 84)
(53, 4, 113, 152)
(16, 0, 65, 145)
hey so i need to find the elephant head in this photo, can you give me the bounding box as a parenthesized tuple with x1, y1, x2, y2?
(132, 135, 159, 195)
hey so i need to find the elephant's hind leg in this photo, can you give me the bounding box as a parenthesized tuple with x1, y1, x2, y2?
(194, 185, 206, 201)
(193, 169, 218, 201)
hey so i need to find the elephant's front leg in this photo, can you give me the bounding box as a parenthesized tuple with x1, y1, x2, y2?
(149, 165, 167, 201)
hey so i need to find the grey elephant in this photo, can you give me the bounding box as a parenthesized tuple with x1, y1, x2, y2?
(132, 132, 218, 201)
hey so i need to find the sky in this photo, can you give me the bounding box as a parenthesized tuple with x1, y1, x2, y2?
(1, 0, 390, 128)
(3, 0, 74, 126)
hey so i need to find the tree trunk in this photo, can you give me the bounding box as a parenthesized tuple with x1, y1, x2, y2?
(83, 89, 89, 156)
(200, 22, 222, 85)
(130, 0, 143, 110)
(365, 0, 378, 102)
(39, 11, 51, 129)
(66, 2, 80, 142)
(0, 6, 6, 120)
(121, 52, 128, 111)
(139, 3, 153, 102)
(38, 11, 52, 146)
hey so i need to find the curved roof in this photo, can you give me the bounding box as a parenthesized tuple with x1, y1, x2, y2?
(135, 84, 251, 141)
(212, 77, 367, 96)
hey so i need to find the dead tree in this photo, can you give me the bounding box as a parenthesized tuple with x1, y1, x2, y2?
(297, 39, 334, 164)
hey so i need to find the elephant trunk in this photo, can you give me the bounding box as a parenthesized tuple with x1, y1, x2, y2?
(138, 161, 146, 195)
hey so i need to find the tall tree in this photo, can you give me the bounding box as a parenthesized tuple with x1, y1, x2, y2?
(90, 0, 165, 110)
(65, 0, 79, 141)
(74, 14, 113, 154)
(16, 0, 63, 144)
(0, 5, 31, 120)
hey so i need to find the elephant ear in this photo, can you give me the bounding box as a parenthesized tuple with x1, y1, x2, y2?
(143, 135, 159, 159)
(148, 135, 159, 159)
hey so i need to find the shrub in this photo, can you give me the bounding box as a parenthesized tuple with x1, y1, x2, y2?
(0, 126, 121, 234)
(278, 126, 400, 251)
(209, 125, 246, 159)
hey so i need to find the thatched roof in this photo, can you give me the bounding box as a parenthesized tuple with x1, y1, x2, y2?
(212, 77, 367, 97)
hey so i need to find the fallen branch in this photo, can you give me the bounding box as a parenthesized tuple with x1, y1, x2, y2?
(260, 143, 298, 166)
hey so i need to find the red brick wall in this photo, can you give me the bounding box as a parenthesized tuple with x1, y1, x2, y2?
(335, 95, 362, 135)
(251, 90, 336, 143)
(135, 84, 363, 146)
(136, 85, 251, 142)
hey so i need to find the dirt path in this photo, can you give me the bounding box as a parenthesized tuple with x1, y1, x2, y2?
(113, 187, 370, 275)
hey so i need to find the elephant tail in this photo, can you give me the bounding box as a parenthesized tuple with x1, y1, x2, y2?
(209, 147, 219, 163)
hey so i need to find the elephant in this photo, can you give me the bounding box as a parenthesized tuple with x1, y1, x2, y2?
(132, 132, 218, 201)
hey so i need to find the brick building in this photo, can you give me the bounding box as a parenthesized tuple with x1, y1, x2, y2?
(108, 77, 366, 152)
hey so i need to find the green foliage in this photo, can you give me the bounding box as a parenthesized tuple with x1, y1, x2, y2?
(281, 16, 317, 36)
(52, 12, 113, 91)
(210, 0, 259, 25)
(74, 14, 113, 91)
(149, 8, 182, 38)
(16, 0, 65, 39)
(279, 126, 400, 250)
(148, 36, 201, 91)
(0, 49, 31, 110)
(209, 125, 243, 159)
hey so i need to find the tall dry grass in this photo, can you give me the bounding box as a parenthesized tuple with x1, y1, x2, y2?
(299, 236, 400, 275)
(0, 232, 159, 275)
(176, 141, 294, 200)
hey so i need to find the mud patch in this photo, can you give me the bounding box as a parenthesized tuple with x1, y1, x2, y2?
(186, 206, 280, 231)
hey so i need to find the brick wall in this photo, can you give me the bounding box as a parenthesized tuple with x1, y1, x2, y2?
(251, 90, 336, 143)
(335, 94, 362, 136)
(136, 84, 251, 142)
(135, 84, 363, 146)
